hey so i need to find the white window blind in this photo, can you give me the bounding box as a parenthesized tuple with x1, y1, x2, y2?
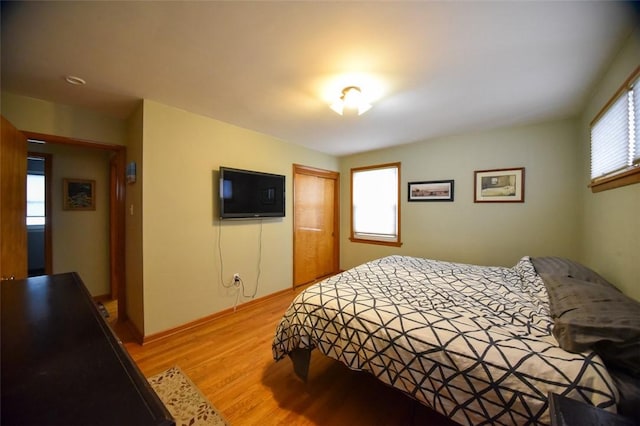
(633, 76, 640, 163)
(590, 69, 640, 185)
(590, 93, 629, 179)
(352, 164, 399, 243)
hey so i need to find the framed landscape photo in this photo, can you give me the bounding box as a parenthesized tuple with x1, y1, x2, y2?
(63, 178, 96, 210)
(474, 167, 524, 203)
(408, 180, 454, 202)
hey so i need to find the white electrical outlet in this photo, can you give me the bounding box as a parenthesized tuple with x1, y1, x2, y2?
(233, 273, 240, 286)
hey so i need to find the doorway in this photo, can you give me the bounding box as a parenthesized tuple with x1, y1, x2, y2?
(26, 152, 52, 276)
(23, 131, 127, 320)
(292, 164, 340, 288)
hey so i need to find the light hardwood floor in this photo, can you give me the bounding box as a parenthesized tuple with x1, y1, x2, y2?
(108, 289, 458, 426)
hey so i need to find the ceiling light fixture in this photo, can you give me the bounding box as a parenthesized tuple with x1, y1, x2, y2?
(330, 86, 372, 116)
(65, 75, 86, 86)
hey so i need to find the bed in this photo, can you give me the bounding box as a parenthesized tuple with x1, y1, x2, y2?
(272, 255, 640, 425)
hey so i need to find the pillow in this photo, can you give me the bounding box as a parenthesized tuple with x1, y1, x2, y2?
(543, 274, 640, 376)
(531, 256, 619, 290)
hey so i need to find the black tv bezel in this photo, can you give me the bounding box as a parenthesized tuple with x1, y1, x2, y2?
(219, 166, 286, 219)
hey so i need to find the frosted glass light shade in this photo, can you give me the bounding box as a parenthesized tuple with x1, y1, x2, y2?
(330, 86, 371, 115)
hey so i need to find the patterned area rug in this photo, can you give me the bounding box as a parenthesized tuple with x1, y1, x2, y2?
(148, 366, 229, 426)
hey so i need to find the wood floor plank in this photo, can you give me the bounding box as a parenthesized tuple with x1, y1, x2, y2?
(111, 289, 459, 425)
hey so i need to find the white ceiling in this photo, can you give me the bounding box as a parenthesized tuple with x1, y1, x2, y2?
(1, 1, 637, 156)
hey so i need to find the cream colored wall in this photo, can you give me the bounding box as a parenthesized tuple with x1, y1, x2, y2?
(1, 92, 127, 145)
(3, 94, 120, 296)
(579, 29, 640, 300)
(140, 100, 338, 335)
(339, 118, 582, 270)
(125, 103, 145, 333)
(28, 142, 111, 296)
(5, 32, 637, 333)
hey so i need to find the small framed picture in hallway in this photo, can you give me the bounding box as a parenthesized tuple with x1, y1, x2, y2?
(63, 178, 95, 210)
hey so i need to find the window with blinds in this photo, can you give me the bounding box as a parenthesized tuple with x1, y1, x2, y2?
(635, 74, 640, 163)
(350, 162, 402, 246)
(589, 67, 640, 192)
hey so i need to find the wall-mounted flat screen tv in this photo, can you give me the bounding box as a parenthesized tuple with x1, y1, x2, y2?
(219, 167, 285, 219)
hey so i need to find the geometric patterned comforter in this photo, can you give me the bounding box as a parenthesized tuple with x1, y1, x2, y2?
(272, 255, 618, 425)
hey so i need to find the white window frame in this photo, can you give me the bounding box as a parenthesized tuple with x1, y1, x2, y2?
(350, 162, 402, 247)
(590, 66, 640, 193)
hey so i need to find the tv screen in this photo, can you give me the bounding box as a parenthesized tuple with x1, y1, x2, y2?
(219, 167, 286, 219)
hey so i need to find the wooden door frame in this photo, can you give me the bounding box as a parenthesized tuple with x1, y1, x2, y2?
(292, 164, 340, 288)
(23, 131, 127, 321)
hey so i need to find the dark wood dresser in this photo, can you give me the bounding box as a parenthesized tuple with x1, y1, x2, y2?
(1, 273, 174, 426)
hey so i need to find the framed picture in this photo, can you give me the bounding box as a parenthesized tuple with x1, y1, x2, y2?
(474, 167, 525, 203)
(63, 178, 96, 210)
(408, 180, 454, 202)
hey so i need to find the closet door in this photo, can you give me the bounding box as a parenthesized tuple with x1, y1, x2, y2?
(293, 165, 339, 288)
(1, 116, 28, 280)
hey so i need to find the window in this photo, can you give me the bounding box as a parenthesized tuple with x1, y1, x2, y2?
(27, 173, 45, 226)
(350, 162, 401, 246)
(590, 67, 640, 192)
